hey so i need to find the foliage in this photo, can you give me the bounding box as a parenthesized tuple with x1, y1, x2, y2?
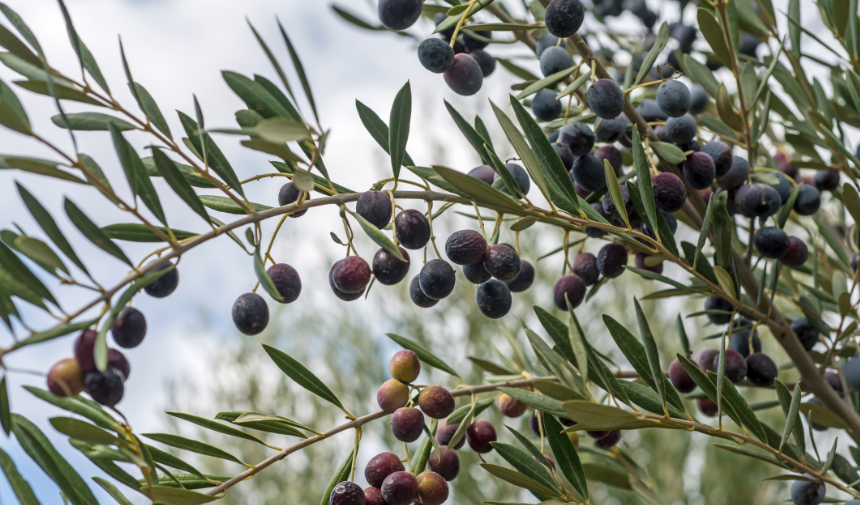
(0, 0, 859, 503)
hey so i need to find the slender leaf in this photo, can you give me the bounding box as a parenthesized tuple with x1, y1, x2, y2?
(682, 54, 720, 97)
(14, 236, 67, 275)
(148, 487, 216, 504)
(633, 21, 669, 86)
(516, 66, 575, 100)
(509, 95, 580, 215)
(130, 82, 170, 139)
(386, 333, 460, 377)
(651, 142, 686, 164)
(0, 156, 85, 184)
(543, 413, 587, 498)
(278, 21, 319, 125)
(604, 159, 629, 228)
(166, 412, 271, 447)
(491, 442, 558, 492)
(199, 195, 270, 215)
(177, 112, 245, 196)
(779, 383, 803, 451)
(444, 100, 495, 165)
(0, 78, 31, 135)
(102, 224, 196, 243)
(489, 100, 551, 204)
(799, 401, 852, 430)
(498, 388, 566, 418)
(51, 113, 134, 132)
(0, 446, 39, 504)
(12, 415, 98, 505)
(254, 244, 285, 303)
(603, 315, 686, 414)
(143, 433, 245, 466)
(698, 8, 733, 68)
(262, 344, 344, 409)
(49, 418, 118, 445)
(93, 477, 132, 505)
(712, 373, 768, 442)
(14, 80, 102, 106)
(412, 422, 435, 475)
(348, 209, 405, 261)
(63, 199, 132, 266)
(56, 0, 109, 95)
(431, 165, 521, 212)
(480, 463, 561, 497)
(0, 24, 39, 66)
(389, 81, 411, 180)
(355, 100, 415, 166)
(151, 148, 210, 223)
(632, 129, 660, 242)
(7, 187, 79, 273)
(775, 379, 806, 456)
(319, 449, 355, 505)
(555, 71, 590, 100)
(9, 315, 95, 351)
(110, 126, 166, 225)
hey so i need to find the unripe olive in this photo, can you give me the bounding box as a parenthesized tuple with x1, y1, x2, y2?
(47, 358, 84, 397)
(416, 471, 449, 505)
(497, 393, 527, 418)
(389, 350, 421, 383)
(377, 379, 409, 413)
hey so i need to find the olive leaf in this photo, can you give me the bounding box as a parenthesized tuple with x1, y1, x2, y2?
(0, 446, 39, 504)
(262, 344, 344, 409)
(319, 449, 355, 505)
(389, 81, 411, 180)
(64, 199, 132, 267)
(386, 333, 460, 377)
(254, 244, 285, 303)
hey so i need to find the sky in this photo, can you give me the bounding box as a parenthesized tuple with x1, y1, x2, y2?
(0, 0, 847, 503)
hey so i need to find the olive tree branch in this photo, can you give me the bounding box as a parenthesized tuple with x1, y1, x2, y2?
(203, 370, 827, 499)
(52, 68, 254, 214)
(560, 27, 860, 446)
(203, 376, 556, 497)
(714, 0, 755, 172)
(0, 184, 776, 369)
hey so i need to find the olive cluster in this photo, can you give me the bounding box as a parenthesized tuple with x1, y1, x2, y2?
(46, 263, 178, 406)
(663, 321, 781, 418)
(353, 348, 625, 505)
